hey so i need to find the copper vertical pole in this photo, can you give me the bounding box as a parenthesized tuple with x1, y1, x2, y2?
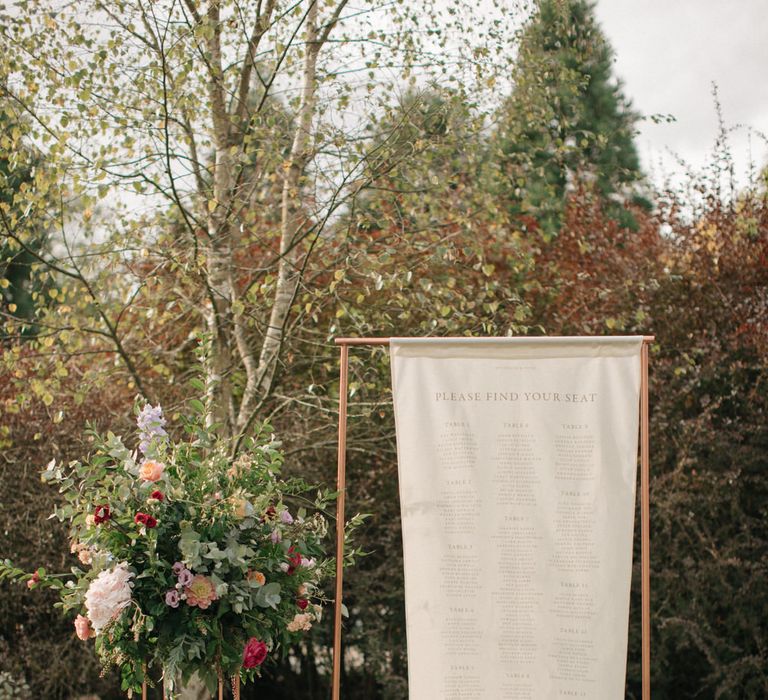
(640, 341, 651, 699)
(332, 344, 350, 700)
(233, 676, 240, 700)
(141, 680, 147, 700)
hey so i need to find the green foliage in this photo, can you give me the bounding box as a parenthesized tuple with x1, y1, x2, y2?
(0, 108, 56, 330)
(1, 404, 341, 693)
(493, 0, 646, 234)
(524, 161, 768, 698)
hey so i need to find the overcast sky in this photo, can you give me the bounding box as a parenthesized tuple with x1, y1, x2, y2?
(593, 0, 768, 187)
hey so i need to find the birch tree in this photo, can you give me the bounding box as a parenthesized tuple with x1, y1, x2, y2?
(1, 0, 524, 441)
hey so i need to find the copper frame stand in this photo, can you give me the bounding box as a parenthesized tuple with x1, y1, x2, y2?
(332, 336, 653, 700)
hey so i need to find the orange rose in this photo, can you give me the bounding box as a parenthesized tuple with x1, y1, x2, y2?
(139, 459, 165, 482)
(247, 570, 266, 586)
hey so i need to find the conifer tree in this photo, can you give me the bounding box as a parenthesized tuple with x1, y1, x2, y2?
(0, 109, 51, 330)
(494, 0, 645, 234)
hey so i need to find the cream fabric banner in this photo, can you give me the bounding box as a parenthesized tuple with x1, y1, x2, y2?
(390, 337, 643, 700)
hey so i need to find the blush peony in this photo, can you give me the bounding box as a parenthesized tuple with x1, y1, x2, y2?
(84, 564, 134, 633)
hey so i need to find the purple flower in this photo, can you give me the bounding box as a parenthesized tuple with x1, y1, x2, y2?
(177, 568, 194, 587)
(280, 510, 294, 525)
(270, 530, 281, 544)
(137, 404, 168, 457)
(165, 589, 180, 608)
(172, 562, 185, 576)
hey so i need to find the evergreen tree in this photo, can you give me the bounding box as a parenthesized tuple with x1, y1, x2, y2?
(0, 109, 51, 330)
(493, 0, 646, 234)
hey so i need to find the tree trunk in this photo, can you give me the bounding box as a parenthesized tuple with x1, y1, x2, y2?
(240, 1, 323, 430)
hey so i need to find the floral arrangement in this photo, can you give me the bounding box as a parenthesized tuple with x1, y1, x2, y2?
(0, 403, 347, 695)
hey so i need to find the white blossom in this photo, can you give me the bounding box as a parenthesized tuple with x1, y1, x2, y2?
(84, 564, 134, 633)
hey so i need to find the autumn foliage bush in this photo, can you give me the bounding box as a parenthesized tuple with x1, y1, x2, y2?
(259, 163, 768, 698)
(528, 175, 768, 699)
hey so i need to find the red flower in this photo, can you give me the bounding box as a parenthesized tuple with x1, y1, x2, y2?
(27, 572, 40, 589)
(242, 638, 268, 668)
(260, 504, 276, 523)
(135, 512, 158, 528)
(93, 504, 111, 524)
(286, 546, 302, 575)
(150, 490, 164, 501)
(297, 598, 308, 610)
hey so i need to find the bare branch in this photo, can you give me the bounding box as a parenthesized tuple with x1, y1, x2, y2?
(1, 205, 150, 400)
(233, 0, 278, 128)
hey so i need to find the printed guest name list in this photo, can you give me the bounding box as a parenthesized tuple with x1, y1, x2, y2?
(390, 338, 642, 700)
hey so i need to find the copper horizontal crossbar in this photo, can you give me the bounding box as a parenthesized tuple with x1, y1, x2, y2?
(332, 335, 652, 700)
(335, 335, 656, 345)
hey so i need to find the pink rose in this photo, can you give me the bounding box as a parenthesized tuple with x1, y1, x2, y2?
(177, 568, 194, 586)
(74, 614, 95, 640)
(242, 638, 268, 668)
(286, 613, 313, 632)
(139, 459, 165, 482)
(78, 548, 93, 565)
